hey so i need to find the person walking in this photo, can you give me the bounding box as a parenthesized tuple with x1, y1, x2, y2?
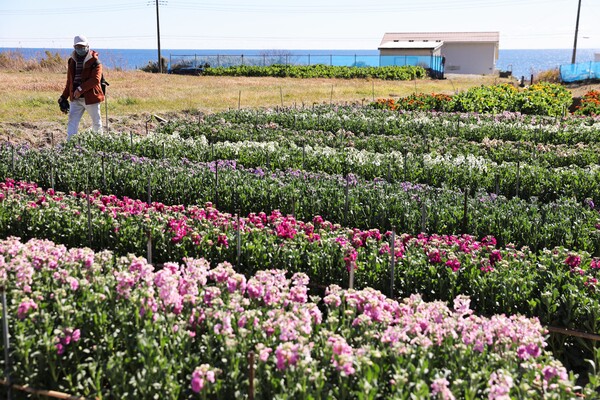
(59, 35, 105, 140)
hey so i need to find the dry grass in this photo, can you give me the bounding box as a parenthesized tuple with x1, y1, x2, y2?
(2, 65, 584, 146)
(534, 68, 561, 83)
(0, 69, 509, 123)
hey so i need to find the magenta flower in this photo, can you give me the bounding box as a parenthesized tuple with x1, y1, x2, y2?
(217, 234, 229, 248)
(428, 249, 443, 264)
(445, 259, 461, 272)
(489, 250, 502, 265)
(565, 254, 581, 268)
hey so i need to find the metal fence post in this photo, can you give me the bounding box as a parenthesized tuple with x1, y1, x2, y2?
(236, 211, 241, 270)
(2, 287, 12, 400)
(389, 228, 396, 298)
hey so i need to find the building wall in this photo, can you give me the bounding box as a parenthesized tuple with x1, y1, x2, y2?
(441, 43, 497, 74)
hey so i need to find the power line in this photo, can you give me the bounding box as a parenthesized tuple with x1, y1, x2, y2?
(0, 0, 567, 15)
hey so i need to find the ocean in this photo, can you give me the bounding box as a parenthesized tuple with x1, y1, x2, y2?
(1, 47, 598, 80)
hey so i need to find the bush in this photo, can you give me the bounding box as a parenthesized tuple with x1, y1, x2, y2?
(200, 64, 427, 80)
(453, 84, 519, 114)
(372, 83, 573, 116)
(516, 82, 572, 116)
(574, 90, 600, 116)
(535, 68, 561, 83)
(140, 56, 168, 73)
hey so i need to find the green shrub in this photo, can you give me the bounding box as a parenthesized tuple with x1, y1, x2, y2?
(200, 64, 427, 80)
(372, 83, 573, 116)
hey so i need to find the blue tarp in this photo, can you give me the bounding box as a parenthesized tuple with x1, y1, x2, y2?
(560, 61, 600, 83)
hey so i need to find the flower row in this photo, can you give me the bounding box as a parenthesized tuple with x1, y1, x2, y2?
(2, 147, 599, 252)
(1, 179, 600, 344)
(66, 129, 600, 204)
(0, 237, 584, 399)
(211, 105, 600, 145)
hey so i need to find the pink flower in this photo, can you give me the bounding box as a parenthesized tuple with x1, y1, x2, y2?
(516, 343, 541, 360)
(68, 276, 79, 291)
(191, 364, 218, 393)
(453, 295, 472, 316)
(488, 370, 513, 400)
(431, 377, 455, 400)
(17, 298, 38, 320)
(542, 365, 567, 382)
(275, 342, 299, 370)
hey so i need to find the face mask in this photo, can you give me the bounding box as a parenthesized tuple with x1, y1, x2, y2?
(75, 47, 88, 57)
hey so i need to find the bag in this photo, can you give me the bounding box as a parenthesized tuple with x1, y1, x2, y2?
(93, 60, 109, 95)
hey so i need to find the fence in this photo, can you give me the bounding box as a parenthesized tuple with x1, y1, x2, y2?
(168, 53, 444, 75)
(560, 61, 600, 83)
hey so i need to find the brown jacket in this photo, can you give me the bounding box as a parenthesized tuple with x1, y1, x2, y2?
(61, 50, 105, 104)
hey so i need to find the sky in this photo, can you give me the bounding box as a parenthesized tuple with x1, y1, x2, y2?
(0, 0, 599, 51)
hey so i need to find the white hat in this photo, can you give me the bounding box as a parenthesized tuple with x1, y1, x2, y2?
(73, 35, 88, 47)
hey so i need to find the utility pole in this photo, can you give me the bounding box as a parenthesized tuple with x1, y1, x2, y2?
(156, 0, 162, 73)
(571, 0, 582, 64)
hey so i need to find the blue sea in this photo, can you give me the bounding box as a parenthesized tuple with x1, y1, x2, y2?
(1, 47, 598, 79)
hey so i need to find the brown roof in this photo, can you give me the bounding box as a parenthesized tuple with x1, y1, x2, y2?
(380, 32, 499, 46)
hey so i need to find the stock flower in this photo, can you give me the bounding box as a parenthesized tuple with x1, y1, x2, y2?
(488, 369, 513, 400)
(489, 250, 502, 265)
(255, 343, 272, 362)
(275, 342, 300, 370)
(516, 343, 541, 360)
(565, 254, 581, 268)
(445, 259, 461, 272)
(328, 335, 355, 376)
(17, 298, 38, 320)
(428, 249, 443, 264)
(55, 327, 81, 355)
(542, 364, 568, 382)
(190, 364, 218, 393)
(431, 377, 455, 400)
(217, 234, 229, 248)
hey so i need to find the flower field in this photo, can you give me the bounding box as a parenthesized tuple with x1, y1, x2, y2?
(1, 104, 600, 398)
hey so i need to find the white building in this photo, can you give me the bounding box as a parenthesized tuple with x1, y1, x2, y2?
(379, 32, 500, 75)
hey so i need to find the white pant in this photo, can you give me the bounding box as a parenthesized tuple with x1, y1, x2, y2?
(67, 98, 103, 140)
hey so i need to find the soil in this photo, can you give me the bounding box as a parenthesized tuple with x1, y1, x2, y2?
(0, 111, 197, 148)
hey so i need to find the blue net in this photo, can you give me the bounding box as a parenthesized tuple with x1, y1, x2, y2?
(560, 61, 600, 83)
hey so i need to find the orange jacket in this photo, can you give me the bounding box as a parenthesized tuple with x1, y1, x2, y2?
(61, 50, 105, 104)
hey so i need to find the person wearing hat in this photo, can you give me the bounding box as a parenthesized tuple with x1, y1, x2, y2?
(59, 35, 105, 139)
